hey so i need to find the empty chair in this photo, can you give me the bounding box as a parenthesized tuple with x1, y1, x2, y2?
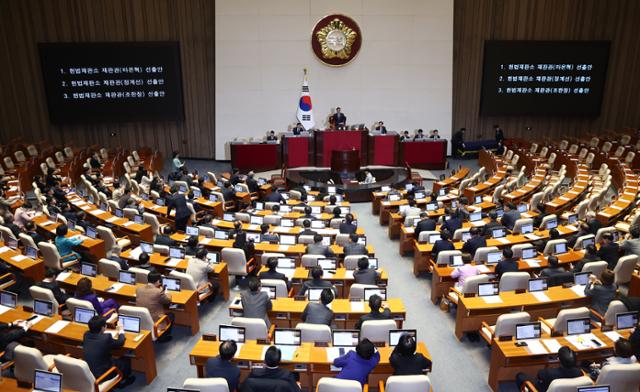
(435, 250, 462, 266)
(480, 312, 530, 344)
(13, 345, 57, 385)
(143, 212, 165, 239)
(54, 354, 122, 392)
(153, 244, 169, 255)
(222, 248, 254, 281)
(39, 242, 79, 270)
(260, 279, 290, 298)
(317, 377, 362, 392)
(539, 214, 557, 230)
(595, 363, 640, 392)
(234, 212, 250, 223)
(512, 218, 534, 234)
(511, 244, 535, 259)
(539, 307, 590, 336)
(381, 375, 431, 392)
(417, 230, 439, 243)
(344, 255, 366, 270)
(301, 254, 323, 268)
(474, 246, 500, 263)
(19, 232, 37, 249)
(298, 234, 316, 245)
(624, 151, 636, 164)
(296, 323, 331, 343)
(27, 144, 38, 157)
(263, 215, 281, 226)
(360, 319, 397, 343)
(589, 137, 599, 148)
(581, 261, 608, 278)
(231, 317, 268, 340)
(118, 305, 171, 341)
(591, 299, 627, 328)
(98, 258, 121, 280)
(170, 270, 214, 302)
(542, 239, 567, 256)
(260, 252, 286, 265)
(614, 145, 625, 157)
(182, 378, 229, 392)
(498, 272, 530, 292)
(349, 283, 378, 299)
(614, 254, 638, 288)
(29, 286, 63, 314)
(0, 225, 16, 241)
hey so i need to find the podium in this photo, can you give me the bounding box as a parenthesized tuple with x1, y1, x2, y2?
(230, 142, 281, 171)
(282, 134, 314, 167)
(331, 150, 360, 173)
(368, 133, 399, 165)
(315, 130, 368, 167)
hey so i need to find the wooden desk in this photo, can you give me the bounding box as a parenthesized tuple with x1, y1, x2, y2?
(488, 328, 632, 391)
(33, 215, 106, 261)
(502, 168, 547, 203)
(597, 164, 638, 225)
(455, 285, 592, 340)
(629, 272, 640, 296)
(189, 339, 431, 391)
(545, 166, 590, 214)
(229, 297, 406, 329)
(55, 272, 200, 335)
(0, 307, 157, 383)
(432, 167, 470, 194)
(0, 243, 44, 282)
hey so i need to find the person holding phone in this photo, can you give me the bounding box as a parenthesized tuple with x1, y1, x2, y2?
(136, 271, 174, 342)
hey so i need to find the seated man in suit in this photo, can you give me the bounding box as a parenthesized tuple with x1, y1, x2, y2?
(221, 181, 236, 202)
(266, 130, 278, 141)
(291, 122, 305, 135)
(500, 203, 521, 230)
(572, 244, 601, 272)
(307, 234, 335, 257)
(260, 223, 280, 244)
(463, 227, 487, 259)
(353, 257, 379, 285)
(260, 257, 290, 288)
(597, 232, 620, 269)
(301, 288, 334, 326)
(539, 256, 565, 279)
(586, 211, 602, 235)
(136, 271, 174, 341)
(343, 233, 367, 256)
(495, 247, 519, 278)
(414, 212, 437, 240)
(298, 266, 337, 297)
(482, 211, 504, 237)
(399, 130, 411, 142)
(432, 230, 455, 260)
(205, 340, 240, 391)
(441, 208, 463, 234)
(36, 267, 71, 305)
(265, 189, 286, 204)
(429, 129, 441, 139)
(245, 171, 260, 193)
(299, 220, 318, 237)
(413, 129, 426, 140)
(243, 346, 300, 391)
(83, 316, 135, 387)
(241, 276, 273, 327)
(339, 213, 357, 234)
(155, 225, 179, 247)
(516, 346, 582, 392)
(355, 294, 392, 329)
(373, 121, 387, 134)
(621, 225, 640, 257)
(332, 107, 347, 129)
(24, 220, 45, 246)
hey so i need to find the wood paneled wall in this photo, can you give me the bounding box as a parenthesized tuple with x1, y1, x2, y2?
(0, 0, 215, 158)
(453, 0, 640, 141)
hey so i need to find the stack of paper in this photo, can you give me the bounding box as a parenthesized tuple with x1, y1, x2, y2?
(525, 340, 548, 355)
(45, 320, 70, 334)
(483, 295, 503, 304)
(0, 305, 12, 315)
(541, 339, 563, 353)
(123, 221, 135, 227)
(278, 245, 289, 251)
(0, 246, 10, 253)
(109, 283, 125, 292)
(11, 255, 27, 262)
(344, 270, 354, 279)
(350, 301, 365, 312)
(106, 216, 119, 223)
(565, 225, 578, 231)
(166, 259, 181, 267)
(604, 330, 623, 343)
(56, 271, 72, 282)
(565, 333, 605, 350)
(532, 292, 551, 302)
(525, 234, 541, 240)
(128, 247, 143, 259)
(570, 285, 586, 297)
(497, 238, 511, 244)
(525, 259, 541, 268)
(326, 347, 353, 362)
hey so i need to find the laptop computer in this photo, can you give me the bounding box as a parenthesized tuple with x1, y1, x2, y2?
(428, 234, 441, 244)
(280, 235, 296, 245)
(307, 288, 324, 301)
(219, 325, 246, 343)
(274, 328, 301, 346)
(34, 299, 54, 317)
(528, 278, 548, 292)
(486, 251, 502, 264)
(566, 317, 591, 335)
(80, 262, 97, 277)
(74, 307, 96, 324)
(449, 254, 463, 267)
(515, 322, 541, 340)
(332, 330, 359, 347)
(260, 285, 277, 300)
(33, 369, 62, 392)
(318, 258, 337, 270)
(140, 241, 154, 254)
(0, 290, 17, 308)
(162, 277, 182, 292)
(25, 245, 38, 259)
(615, 311, 639, 330)
(250, 216, 264, 225)
(574, 272, 590, 286)
(119, 270, 136, 285)
(185, 226, 199, 236)
(478, 282, 499, 297)
(520, 223, 533, 234)
(553, 242, 567, 255)
(363, 287, 387, 301)
(521, 247, 536, 259)
(389, 329, 417, 346)
(120, 315, 141, 333)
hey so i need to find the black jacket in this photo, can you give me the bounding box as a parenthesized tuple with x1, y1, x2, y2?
(155, 234, 178, 247)
(339, 222, 357, 235)
(260, 269, 289, 288)
(535, 366, 582, 392)
(167, 193, 191, 220)
(302, 302, 333, 326)
(355, 308, 392, 329)
(244, 367, 300, 392)
(265, 192, 286, 203)
(462, 236, 487, 259)
(414, 219, 437, 240)
(390, 349, 431, 376)
(432, 240, 455, 260)
(495, 259, 519, 278)
(0, 323, 26, 352)
(597, 243, 620, 269)
(82, 331, 125, 378)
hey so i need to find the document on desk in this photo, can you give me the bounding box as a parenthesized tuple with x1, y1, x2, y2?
(476, 265, 491, 273)
(0, 246, 10, 254)
(495, 237, 510, 244)
(525, 259, 541, 268)
(108, 283, 125, 293)
(11, 255, 27, 262)
(45, 320, 70, 334)
(210, 219, 221, 225)
(570, 285, 586, 297)
(604, 331, 623, 343)
(344, 270, 354, 279)
(248, 225, 259, 231)
(91, 209, 106, 215)
(276, 268, 295, 279)
(56, 271, 72, 282)
(482, 295, 503, 304)
(0, 304, 12, 315)
(106, 216, 119, 223)
(565, 333, 605, 350)
(128, 247, 143, 259)
(350, 301, 365, 312)
(532, 292, 551, 302)
(525, 339, 548, 355)
(541, 339, 563, 353)
(278, 245, 289, 251)
(525, 234, 541, 240)
(564, 225, 578, 231)
(276, 345, 298, 361)
(326, 347, 354, 362)
(123, 221, 135, 227)
(165, 258, 181, 267)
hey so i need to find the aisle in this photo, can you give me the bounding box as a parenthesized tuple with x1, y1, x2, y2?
(350, 202, 511, 391)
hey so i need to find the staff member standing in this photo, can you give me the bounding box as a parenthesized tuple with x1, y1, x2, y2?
(332, 107, 347, 129)
(167, 185, 191, 232)
(452, 128, 466, 158)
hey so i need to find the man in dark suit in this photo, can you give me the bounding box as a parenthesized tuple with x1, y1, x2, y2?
(494, 124, 504, 143)
(205, 340, 240, 391)
(451, 128, 466, 157)
(83, 316, 135, 387)
(301, 288, 334, 326)
(155, 225, 179, 247)
(307, 234, 335, 257)
(221, 181, 236, 202)
(343, 233, 367, 256)
(586, 212, 602, 235)
(571, 244, 600, 272)
(374, 121, 387, 134)
(413, 129, 426, 140)
(355, 294, 392, 329)
(298, 266, 337, 297)
(414, 213, 436, 240)
(516, 346, 581, 392)
(339, 213, 358, 234)
(353, 257, 379, 285)
(24, 220, 45, 247)
(241, 277, 272, 327)
(266, 130, 278, 141)
(260, 257, 289, 288)
(36, 268, 71, 305)
(432, 230, 455, 260)
(260, 224, 280, 244)
(246, 171, 260, 193)
(441, 209, 463, 235)
(332, 107, 347, 129)
(482, 211, 503, 237)
(501, 203, 521, 230)
(299, 220, 318, 237)
(495, 248, 519, 278)
(597, 232, 620, 269)
(462, 227, 487, 259)
(167, 186, 191, 232)
(292, 122, 305, 135)
(244, 346, 301, 391)
(266, 190, 286, 204)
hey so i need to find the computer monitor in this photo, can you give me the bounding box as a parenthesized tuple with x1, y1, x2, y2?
(521, 247, 536, 259)
(119, 270, 136, 285)
(277, 258, 295, 269)
(521, 224, 533, 234)
(0, 290, 17, 308)
(162, 277, 182, 292)
(332, 330, 359, 347)
(34, 299, 54, 317)
(185, 226, 199, 236)
(156, 198, 165, 206)
(515, 322, 541, 340)
(357, 236, 367, 246)
(274, 328, 301, 346)
(414, 191, 425, 199)
(120, 315, 141, 333)
(6, 237, 17, 249)
(389, 329, 417, 346)
(496, 208, 504, 218)
(528, 278, 548, 292)
(319, 236, 331, 246)
(134, 214, 144, 224)
(428, 234, 441, 244)
(223, 213, 234, 221)
(517, 204, 528, 213)
(461, 232, 472, 242)
(74, 307, 96, 324)
(233, 184, 244, 193)
(582, 237, 595, 249)
(206, 252, 219, 264)
(169, 247, 185, 260)
(80, 262, 97, 277)
(247, 233, 261, 243)
(398, 205, 409, 214)
(469, 212, 482, 222)
(209, 194, 218, 202)
(381, 186, 391, 192)
(367, 258, 378, 269)
(67, 219, 76, 231)
(179, 185, 188, 193)
(140, 193, 149, 201)
(34, 369, 62, 392)
(327, 186, 336, 194)
(307, 288, 324, 301)
(318, 258, 336, 270)
(86, 226, 97, 239)
(450, 254, 463, 267)
(363, 287, 387, 301)
(99, 202, 108, 212)
(576, 387, 610, 392)
(25, 245, 38, 259)
(567, 214, 578, 225)
(478, 282, 499, 297)
(261, 285, 276, 300)
(566, 318, 591, 335)
(254, 201, 264, 210)
(615, 311, 639, 330)
(115, 208, 124, 218)
(438, 188, 447, 196)
(574, 272, 590, 286)
(388, 194, 401, 202)
(311, 220, 325, 229)
(554, 242, 567, 255)
(492, 228, 506, 238)
(250, 216, 263, 225)
(280, 235, 296, 245)
(192, 188, 201, 198)
(219, 325, 246, 343)
(545, 218, 558, 230)
(140, 241, 153, 254)
(426, 203, 438, 211)
(214, 230, 229, 240)
(451, 200, 458, 209)
(486, 251, 502, 264)
(474, 195, 483, 204)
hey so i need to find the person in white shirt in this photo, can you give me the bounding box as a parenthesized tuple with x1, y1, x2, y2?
(186, 247, 214, 289)
(362, 171, 375, 184)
